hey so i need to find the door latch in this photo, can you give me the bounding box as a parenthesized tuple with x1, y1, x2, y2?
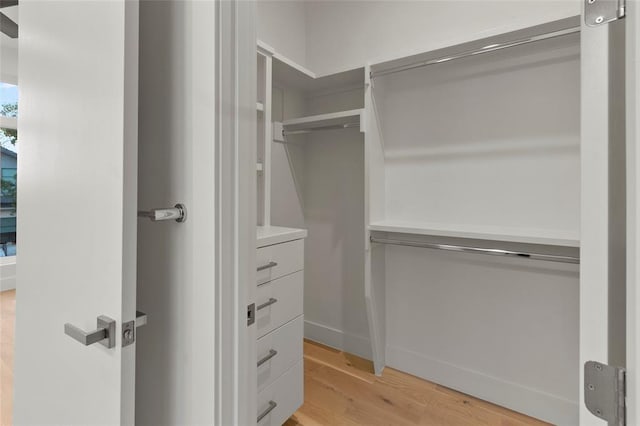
(122, 311, 148, 347)
(247, 303, 256, 326)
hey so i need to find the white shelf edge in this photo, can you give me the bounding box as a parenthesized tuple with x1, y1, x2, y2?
(256, 226, 308, 248)
(282, 109, 363, 129)
(369, 221, 580, 248)
(257, 39, 316, 80)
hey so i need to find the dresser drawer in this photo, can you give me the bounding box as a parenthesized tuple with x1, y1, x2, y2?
(257, 315, 303, 391)
(256, 239, 304, 285)
(256, 271, 303, 338)
(257, 360, 304, 426)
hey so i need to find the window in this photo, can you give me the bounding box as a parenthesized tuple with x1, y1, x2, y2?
(1, 82, 17, 257)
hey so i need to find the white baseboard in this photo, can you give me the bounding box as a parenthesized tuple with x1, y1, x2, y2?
(386, 345, 578, 426)
(304, 320, 372, 360)
(0, 259, 16, 291)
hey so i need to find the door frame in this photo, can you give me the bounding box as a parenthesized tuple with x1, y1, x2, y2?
(627, 0, 640, 423)
(216, 0, 257, 424)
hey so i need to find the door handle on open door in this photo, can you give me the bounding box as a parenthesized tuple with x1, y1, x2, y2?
(64, 315, 116, 349)
(138, 203, 187, 223)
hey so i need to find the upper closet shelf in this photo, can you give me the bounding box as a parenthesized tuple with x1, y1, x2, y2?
(369, 16, 580, 79)
(279, 109, 364, 136)
(369, 220, 579, 248)
(258, 39, 364, 94)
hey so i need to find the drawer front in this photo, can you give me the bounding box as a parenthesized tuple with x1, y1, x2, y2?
(257, 315, 303, 391)
(256, 239, 304, 285)
(256, 271, 303, 338)
(257, 360, 303, 426)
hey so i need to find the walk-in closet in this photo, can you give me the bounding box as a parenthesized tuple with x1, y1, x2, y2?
(251, 2, 623, 425)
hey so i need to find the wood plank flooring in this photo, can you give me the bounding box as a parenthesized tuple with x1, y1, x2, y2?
(1, 289, 15, 426)
(0, 290, 548, 426)
(285, 340, 550, 426)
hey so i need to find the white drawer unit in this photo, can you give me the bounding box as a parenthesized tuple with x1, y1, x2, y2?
(257, 360, 304, 426)
(256, 271, 303, 339)
(256, 238, 304, 285)
(253, 231, 305, 425)
(257, 316, 304, 391)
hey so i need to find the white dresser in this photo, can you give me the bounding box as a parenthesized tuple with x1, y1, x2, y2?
(256, 226, 307, 425)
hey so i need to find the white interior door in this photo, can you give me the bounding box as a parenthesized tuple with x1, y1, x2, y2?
(12, 1, 139, 424)
(581, 1, 632, 424)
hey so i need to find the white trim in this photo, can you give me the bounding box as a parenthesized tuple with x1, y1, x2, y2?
(0, 256, 16, 291)
(304, 320, 372, 360)
(216, 1, 256, 424)
(628, 0, 640, 423)
(386, 345, 577, 426)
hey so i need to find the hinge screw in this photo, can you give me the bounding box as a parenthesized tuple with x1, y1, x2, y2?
(595, 16, 604, 23)
(588, 384, 595, 391)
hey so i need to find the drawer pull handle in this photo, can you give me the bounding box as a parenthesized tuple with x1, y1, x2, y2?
(257, 401, 277, 422)
(257, 261, 278, 272)
(257, 298, 278, 311)
(257, 349, 278, 367)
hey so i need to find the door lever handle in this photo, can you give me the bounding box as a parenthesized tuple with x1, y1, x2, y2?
(138, 203, 187, 223)
(64, 315, 115, 348)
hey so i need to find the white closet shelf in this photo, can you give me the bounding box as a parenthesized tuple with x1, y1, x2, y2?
(282, 109, 363, 133)
(257, 226, 308, 248)
(369, 220, 579, 247)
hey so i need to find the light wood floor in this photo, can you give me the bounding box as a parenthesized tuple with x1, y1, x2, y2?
(285, 340, 549, 426)
(1, 290, 15, 426)
(0, 290, 547, 426)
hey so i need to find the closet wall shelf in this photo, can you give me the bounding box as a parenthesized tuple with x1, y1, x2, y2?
(280, 109, 363, 135)
(257, 226, 308, 248)
(369, 221, 580, 248)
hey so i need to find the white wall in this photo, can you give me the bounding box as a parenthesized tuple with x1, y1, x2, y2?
(305, 0, 580, 76)
(257, 0, 307, 68)
(379, 34, 580, 235)
(270, 85, 371, 358)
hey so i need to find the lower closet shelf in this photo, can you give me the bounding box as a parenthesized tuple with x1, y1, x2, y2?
(369, 220, 580, 248)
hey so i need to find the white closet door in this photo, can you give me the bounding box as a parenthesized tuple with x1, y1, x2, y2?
(12, 2, 138, 424)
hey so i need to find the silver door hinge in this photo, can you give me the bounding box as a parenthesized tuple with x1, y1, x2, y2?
(584, 361, 626, 425)
(585, 0, 625, 26)
(247, 303, 256, 326)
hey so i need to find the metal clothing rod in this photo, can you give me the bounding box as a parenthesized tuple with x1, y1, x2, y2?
(282, 122, 360, 136)
(370, 26, 579, 79)
(370, 236, 580, 264)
